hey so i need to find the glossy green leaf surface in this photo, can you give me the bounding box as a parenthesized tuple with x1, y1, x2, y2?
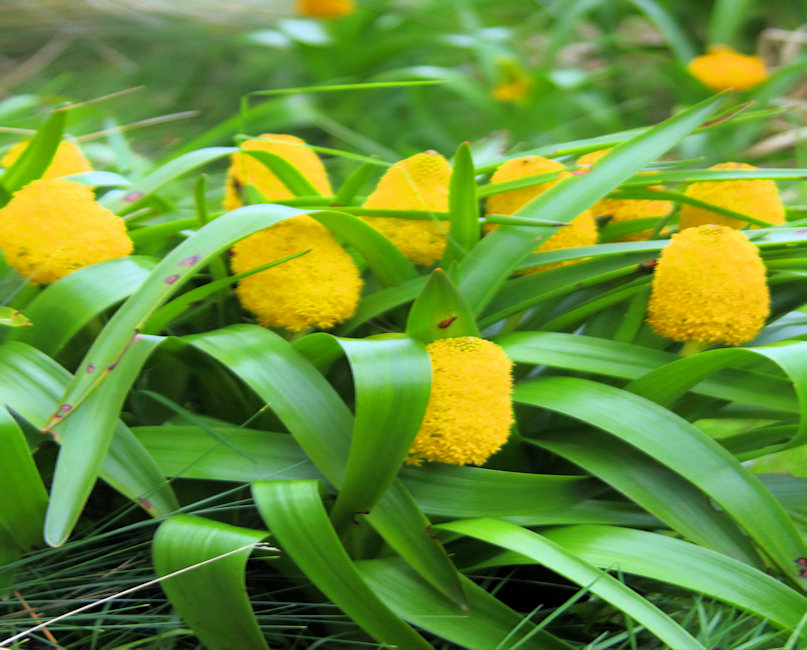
(406, 269, 480, 342)
(253, 480, 433, 649)
(0, 109, 65, 200)
(153, 514, 269, 650)
(438, 518, 704, 650)
(441, 141, 479, 266)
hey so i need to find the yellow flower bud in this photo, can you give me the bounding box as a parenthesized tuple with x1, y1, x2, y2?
(231, 216, 362, 332)
(679, 162, 785, 231)
(362, 151, 451, 266)
(647, 224, 769, 345)
(297, 0, 355, 18)
(224, 134, 333, 211)
(407, 337, 514, 466)
(0, 179, 133, 285)
(2, 140, 91, 180)
(485, 156, 598, 272)
(577, 149, 672, 242)
(687, 45, 768, 92)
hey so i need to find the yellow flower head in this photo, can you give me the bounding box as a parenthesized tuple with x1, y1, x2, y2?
(679, 162, 785, 231)
(407, 337, 514, 466)
(578, 148, 672, 242)
(297, 0, 355, 18)
(647, 224, 769, 345)
(0, 179, 133, 285)
(485, 156, 598, 272)
(362, 151, 451, 266)
(687, 45, 768, 92)
(224, 134, 333, 211)
(231, 216, 362, 332)
(2, 140, 92, 180)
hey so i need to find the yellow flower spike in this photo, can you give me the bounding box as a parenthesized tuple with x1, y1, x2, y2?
(224, 134, 333, 211)
(2, 140, 92, 180)
(407, 337, 514, 466)
(578, 148, 672, 242)
(647, 224, 769, 346)
(231, 216, 362, 332)
(679, 162, 785, 231)
(687, 45, 768, 92)
(0, 179, 133, 285)
(484, 156, 598, 272)
(297, 0, 355, 18)
(362, 151, 451, 266)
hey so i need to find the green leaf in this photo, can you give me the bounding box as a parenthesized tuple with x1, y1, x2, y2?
(456, 94, 724, 314)
(252, 480, 433, 649)
(153, 514, 270, 650)
(0, 407, 47, 550)
(63, 171, 132, 187)
(542, 525, 807, 633)
(514, 377, 807, 581)
(437, 518, 704, 649)
(45, 334, 164, 546)
(526, 428, 761, 565)
(356, 556, 574, 650)
(0, 109, 65, 202)
(0, 307, 31, 328)
(406, 269, 480, 342)
(239, 148, 322, 197)
(631, 0, 697, 63)
(9, 257, 157, 355)
(707, 0, 754, 48)
(441, 141, 479, 266)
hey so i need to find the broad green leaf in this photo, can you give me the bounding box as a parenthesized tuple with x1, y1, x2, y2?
(542, 525, 807, 633)
(10, 257, 157, 355)
(406, 269, 480, 342)
(153, 514, 269, 650)
(45, 334, 164, 546)
(0, 407, 47, 550)
(498, 332, 797, 413)
(515, 377, 807, 580)
(456, 94, 724, 313)
(338, 275, 427, 335)
(183, 325, 466, 605)
(441, 141, 479, 265)
(0, 527, 19, 599)
(437, 518, 704, 649)
(252, 480, 432, 649)
(357, 556, 574, 650)
(0, 109, 65, 201)
(526, 428, 761, 565)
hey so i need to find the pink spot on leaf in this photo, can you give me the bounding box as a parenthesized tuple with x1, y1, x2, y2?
(54, 404, 72, 420)
(164, 274, 180, 284)
(124, 191, 144, 203)
(177, 254, 200, 267)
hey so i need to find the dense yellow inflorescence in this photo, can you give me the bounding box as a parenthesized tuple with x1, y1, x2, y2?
(224, 134, 333, 211)
(362, 151, 451, 266)
(687, 45, 768, 92)
(297, 0, 355, 18)
(407, 337, 514, 466)
(0, 179, 133, 284)
(485, 155, 598, 272)
(231, 215, 362, 332)
(2, 140, 92, 180)
(678, 162, 785, 231)
(577, 148, 672, 242)
(647, 224, 769, 346)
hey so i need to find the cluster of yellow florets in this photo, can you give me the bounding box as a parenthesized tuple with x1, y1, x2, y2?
(647, 224, 769, 345)
(407, 337, 514, 466)
(679, 162, 785, 231)
(231, 216, 362, 332)
(2, 140, 91, 179)
(687, 45, 768, 92)
(297, 0, 355, 18)
(577, 148, 672, 242)
(224, 134, 333, 211)
(362, 151, 451, 266)
(485, 155, 598, 272)
(0, 179, 133, 284)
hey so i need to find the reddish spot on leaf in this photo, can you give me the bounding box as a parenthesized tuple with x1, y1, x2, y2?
(40, 428, 58, 441)
(124, 191, 144, 203)
(137, 497, 153, 510)
(438, 316, 457, 329)
(796, 229, 807, 236)
(795, 557, 807, 568)
(86, 364, 95, 374)
(571, 169, 588, 175)
(164, 274, 180, 285)
(177, 254, 200, 267)
(54, 404, 72, 420)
